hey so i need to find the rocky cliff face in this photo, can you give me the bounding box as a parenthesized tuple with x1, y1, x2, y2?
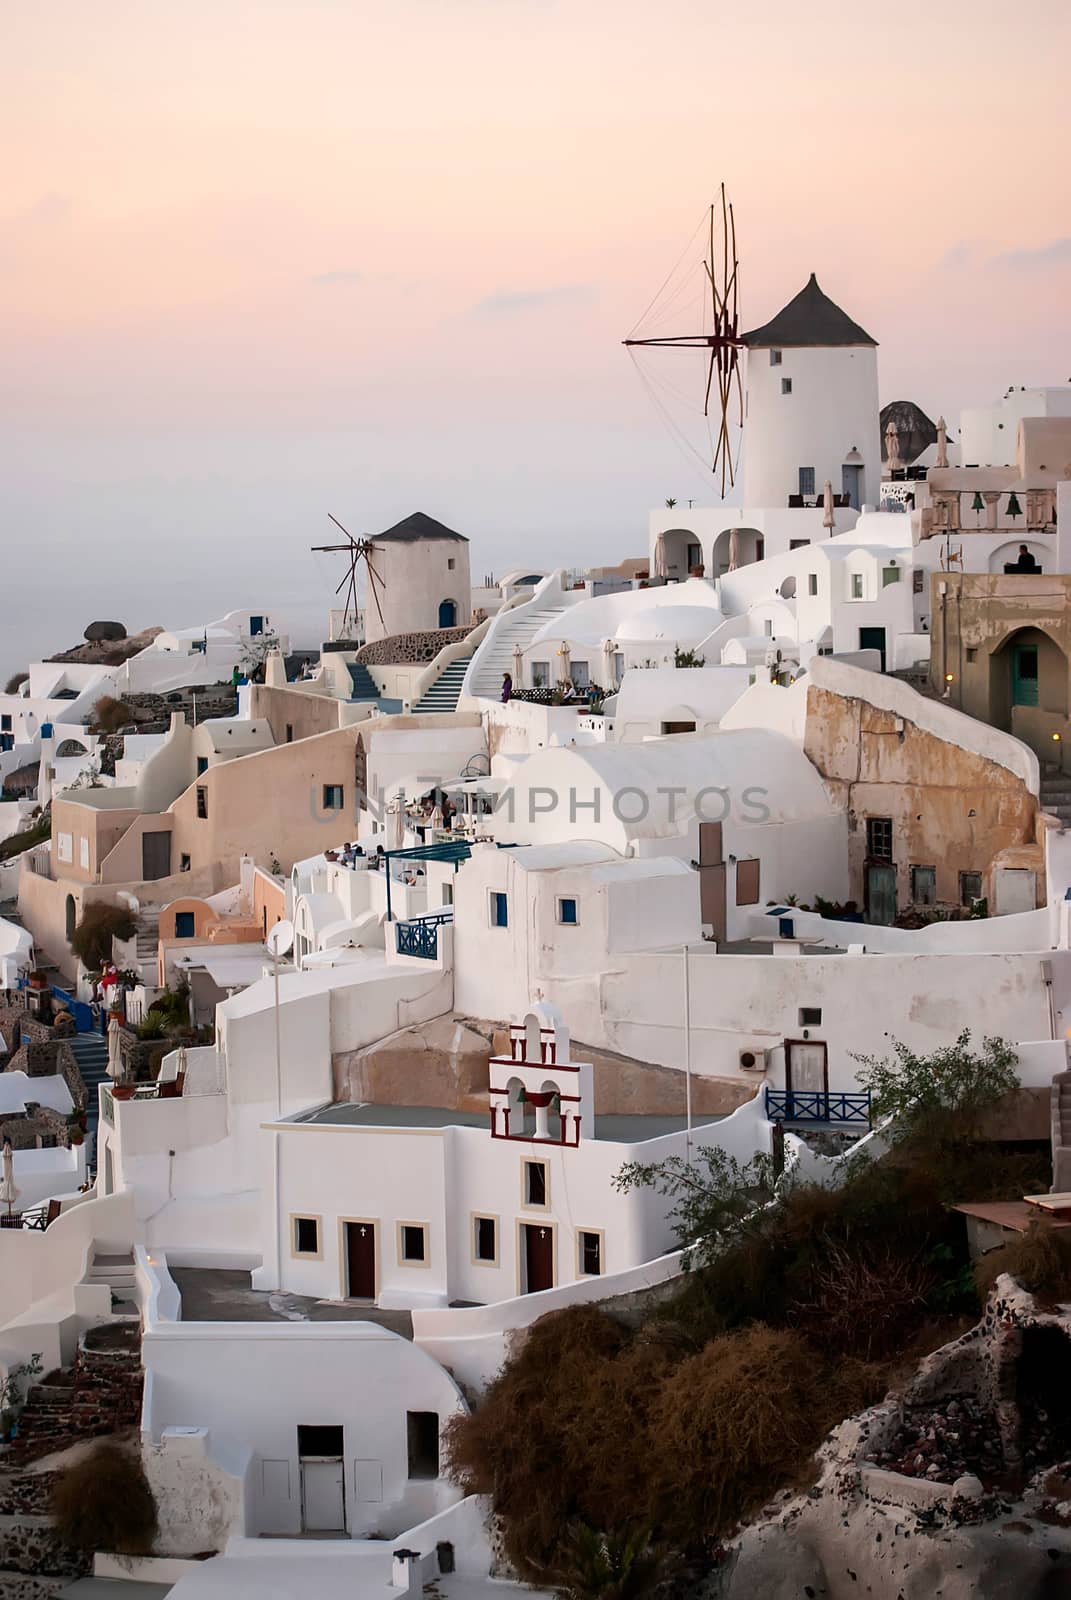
(714, 1276, 1071, 1599)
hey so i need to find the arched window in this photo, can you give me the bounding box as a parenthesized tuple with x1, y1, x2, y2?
(541, 1080, 563, 1142)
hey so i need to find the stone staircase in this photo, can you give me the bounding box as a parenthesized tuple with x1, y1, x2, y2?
(1040, 764, 1071, 830)
(347, 662, 380, 701)
(68, 1032, 110, 1157)
(466, 603, 570, 699)
(134, 914, 159, 967)
(413, 655, 473, 714)
(12, 1321, 143, 1464)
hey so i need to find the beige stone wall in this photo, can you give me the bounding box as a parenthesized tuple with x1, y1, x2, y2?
(248, 682, 342, 743)
(804, 682, 1043, 913)
(929, 573, 1071, 759)
(50, 797, 141, 884)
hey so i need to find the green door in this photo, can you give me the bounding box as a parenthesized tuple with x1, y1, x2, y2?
(866, 864, 897, 926)
(1012, 644, 1039, 706)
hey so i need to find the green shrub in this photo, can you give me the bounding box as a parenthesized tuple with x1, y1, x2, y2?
(4, 671, 28, 695)
(0, 815, 50, 862)
(70, 903, 137, 968)
(51, 1440, 158, 1555)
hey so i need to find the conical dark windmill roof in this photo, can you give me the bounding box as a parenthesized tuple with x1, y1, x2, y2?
(742, 274, 876, 348)
(373, 512, 469, 544)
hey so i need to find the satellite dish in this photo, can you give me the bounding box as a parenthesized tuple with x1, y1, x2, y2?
(266, 919, 295, 959)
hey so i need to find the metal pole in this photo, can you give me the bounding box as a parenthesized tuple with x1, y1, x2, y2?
(683, 943, 692, 1163)
(273, 952, 282, 1117)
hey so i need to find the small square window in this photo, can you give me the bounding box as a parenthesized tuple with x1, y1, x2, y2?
(866, 817, 893, 861)
(558, 897, 578, 925)
(782, 378, 793, 395)
(474, 1216, 497, 1263)
(179, 853, 191, 872)
(882, 565, 900, 587)
(799, 1007, 822, 1026)
(0, 715, 10, 732)
(400, 1223, 428, 1263)
(447, 558, 456, 571)
(578, 1231, 602, 1276)
(285, 723, 294, 743)
(322, 784, 344, 810)
(911, 865, 937, 906)
(850, 573, 864, 599)
(292, 1216, 320, 1257)
(196, 756, 208, 776)
(769, 349, 782, 366)
(960, 871, 983, 906)
(913, 568, 925, 594)
(531, 661, 550, 688)
(966, 647, 977, 663)
(174, 911, 196, 939)
(808, 574, 818, 596)
(490, 891, 508, 928)
(196, 786, 208, 819)
(524, 1160, 548, 1208)
(798, 467, 815, 497)
(789, 539, 810, 551)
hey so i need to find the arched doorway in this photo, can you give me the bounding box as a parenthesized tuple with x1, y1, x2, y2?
(56, 740, 88, 758)
(653, 528, 703, 582)
(712, 527, 764, 579)
(438, 599, 458, 628)
(65, 894, 76, 944)
(989, 626, 1068, 731)
(989, 539, 1046, 575)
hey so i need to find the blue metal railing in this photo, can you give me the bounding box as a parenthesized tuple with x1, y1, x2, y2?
(50, 984, 95, 1034)
(764, 1088, 871, 1127)
(395, 909, 453, 960)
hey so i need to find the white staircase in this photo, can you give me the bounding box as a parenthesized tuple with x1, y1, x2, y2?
(413, 655, 473, 713)
(87, 1248, 137, 1302)
(465, 601, 571, 699)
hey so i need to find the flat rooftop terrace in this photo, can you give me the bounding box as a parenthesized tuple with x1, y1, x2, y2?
(289, 1103, 719, 1142)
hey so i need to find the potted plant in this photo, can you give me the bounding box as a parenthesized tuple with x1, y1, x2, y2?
(28, 970, 49, 992)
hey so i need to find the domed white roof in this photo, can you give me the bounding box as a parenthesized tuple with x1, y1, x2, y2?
(614, 605, 723, 646)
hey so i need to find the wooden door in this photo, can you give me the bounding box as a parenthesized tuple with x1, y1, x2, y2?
(698, 822, 726, 942)
(523, 1223, 554, 1294)
(301, 1460, 345, 1531)
(141, 830, 172, 880)
(1012, 644, 1039, 707)
(345, 1221, 376, 1299)
(866, 864, 897, 926)
(786, 1041, 828, 1096)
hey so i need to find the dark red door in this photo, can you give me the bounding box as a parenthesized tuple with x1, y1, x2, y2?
(346, 1221, 376, 1299)
(523, 1224, 554, 1293)
(698, 822, 726, 941)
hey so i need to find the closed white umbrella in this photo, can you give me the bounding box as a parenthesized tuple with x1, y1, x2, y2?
(388, 793, 405, 852)
(1, 1138, 19, 1217)
(727, 528, 740, 571)
(885, 420, 902, 472)
(107, 1013, 123, 1080)
(602, 638, 617, 687)
(652, 533, 668, 580)
(512, 643, 524, 688)
(557, 641, 572, 686)
(822, 480, 835, 531)
(935, 416, 949, 469)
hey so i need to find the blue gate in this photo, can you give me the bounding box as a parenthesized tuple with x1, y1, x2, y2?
(764, 1087, 871, 1127)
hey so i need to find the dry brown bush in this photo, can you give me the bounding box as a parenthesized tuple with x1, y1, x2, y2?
(51, 1440, 158, 1555)
(975, 1221, 1071, 1308)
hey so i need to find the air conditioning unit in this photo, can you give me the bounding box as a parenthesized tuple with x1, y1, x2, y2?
(738, 1048, 763, 1072)
(764, 647, 782, 669)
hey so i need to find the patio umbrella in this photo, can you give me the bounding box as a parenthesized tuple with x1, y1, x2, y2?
(727, 528, 740, 571)
(822, 480, 835, 530)
(935, 416, 949, 469)
(1, 1139, 19, 1217)
(388, 792, 405, 852)
(884, 421, 903, 472)
(106, 1012, 123, 1080)
(602, 638, 617, 686)
(512, 643, 524, 688)
(557, 641, 572, 686)
(652, 533, 668, 580)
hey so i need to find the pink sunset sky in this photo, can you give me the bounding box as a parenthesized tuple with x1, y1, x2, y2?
(2, 0, 1070, 670)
